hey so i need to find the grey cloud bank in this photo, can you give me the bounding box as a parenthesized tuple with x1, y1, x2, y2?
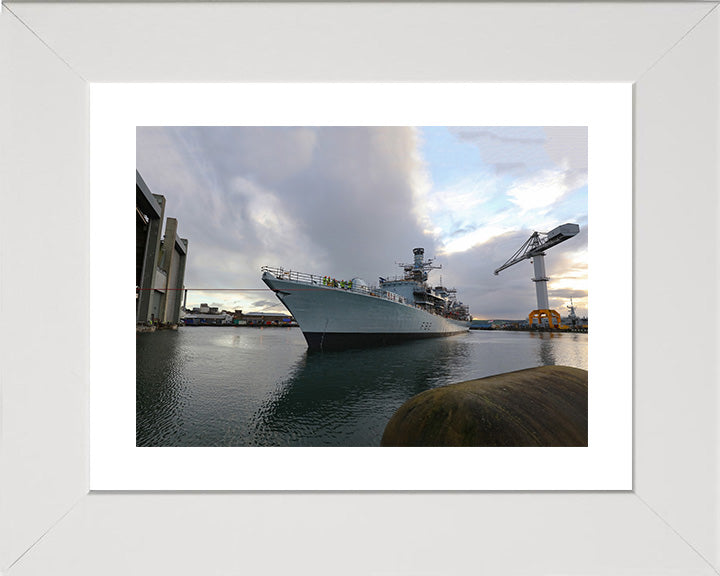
(137, 126, 588, 319)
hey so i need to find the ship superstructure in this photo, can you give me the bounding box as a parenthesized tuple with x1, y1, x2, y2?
(378, 248, 470, 322)
(261, 247, 470, 351)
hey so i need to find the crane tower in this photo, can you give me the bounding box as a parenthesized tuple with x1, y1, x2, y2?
(493, 223, 580, 329)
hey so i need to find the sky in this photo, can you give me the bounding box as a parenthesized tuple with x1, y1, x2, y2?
(137, 126, 588, 320)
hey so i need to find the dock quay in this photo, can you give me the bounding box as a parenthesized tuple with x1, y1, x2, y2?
(471, 325, 588, 333)
(181, 307, 297, 327)
(470, 318, 588, 333)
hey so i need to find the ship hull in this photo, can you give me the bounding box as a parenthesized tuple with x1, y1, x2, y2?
(262, 272, 469, 351)
(302, 330, 461, 351)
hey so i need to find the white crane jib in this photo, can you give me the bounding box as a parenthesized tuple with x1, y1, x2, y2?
(493, 223, 580, 328)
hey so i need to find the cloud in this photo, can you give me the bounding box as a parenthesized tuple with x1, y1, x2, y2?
(442, 225, 513, 255)
(137, 127, 433, 312)
(173, 126, 318, 186)
(450, 127, 587, 188)
(436, 224, 587, 320)
(450, 127, 547, 177)
(506, 167, 574, 215)
(453, 127, 546, 146)
(550, 289, 588, 299)
(494, 162, 528, 176)
(416, 127, 588, 259)
(544, 126, 588, 189)
(251, 299, 281, 311)
(137, 126, 587, 320)
(417, 175, 501, 247)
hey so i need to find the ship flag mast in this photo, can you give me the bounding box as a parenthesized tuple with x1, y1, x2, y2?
(398, 247, 441, 282)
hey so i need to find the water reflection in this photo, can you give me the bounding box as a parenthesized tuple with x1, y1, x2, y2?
(249, 337, 473, 446)
(137, 328, 587, 447)
(528, 332, 558, 366)
(526, 331, 588, 369)
(136, 331, 188, 446)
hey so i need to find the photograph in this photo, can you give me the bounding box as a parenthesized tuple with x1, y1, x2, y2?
(5, 1, 717, 573)
(136, 125, 589, 448)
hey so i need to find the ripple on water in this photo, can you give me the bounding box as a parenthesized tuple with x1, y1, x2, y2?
(137, 327, 588, 446)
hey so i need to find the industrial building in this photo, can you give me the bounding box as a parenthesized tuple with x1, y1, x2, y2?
(181, 307, 296, 327)
(136, 171, 188, 328)
(182, 304, 234, 326)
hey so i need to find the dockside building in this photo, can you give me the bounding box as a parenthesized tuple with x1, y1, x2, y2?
(136, 171, 188, 326)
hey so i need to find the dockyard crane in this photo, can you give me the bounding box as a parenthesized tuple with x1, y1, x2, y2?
(494, 223, 580, 329)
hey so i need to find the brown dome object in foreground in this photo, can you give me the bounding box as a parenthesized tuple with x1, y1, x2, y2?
(381, 365, 588, 447)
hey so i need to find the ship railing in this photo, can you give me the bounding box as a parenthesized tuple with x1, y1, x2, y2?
(261, 266, 326, 286)
(261, 265, 408, 305)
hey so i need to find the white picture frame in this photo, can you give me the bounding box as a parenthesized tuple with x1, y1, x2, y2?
(2, 2, 718, 574)
(92, 82, 629, 491)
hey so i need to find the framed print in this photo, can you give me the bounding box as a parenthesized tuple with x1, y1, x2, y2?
(2, 2, 719, 575)
(91, 82, 629, 491)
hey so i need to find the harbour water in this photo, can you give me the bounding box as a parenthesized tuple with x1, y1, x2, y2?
(137, 327, 588, 447)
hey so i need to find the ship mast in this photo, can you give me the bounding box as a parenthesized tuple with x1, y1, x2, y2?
(398, 247, 440, 283)
(567, 298, 578, 328)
